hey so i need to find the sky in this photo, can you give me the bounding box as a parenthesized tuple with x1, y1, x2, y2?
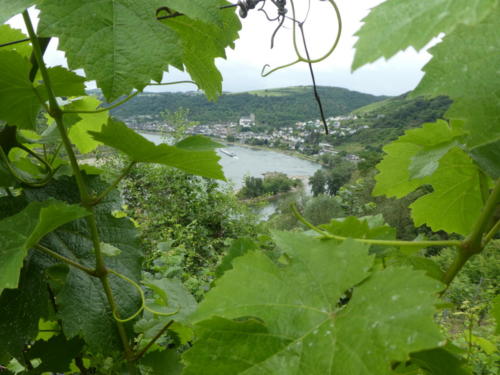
(8, 0, 434, 97)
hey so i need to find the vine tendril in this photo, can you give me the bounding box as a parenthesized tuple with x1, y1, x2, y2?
(108, 269, 180, 323)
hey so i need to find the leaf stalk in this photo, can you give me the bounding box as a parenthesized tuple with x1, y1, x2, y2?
(291, 204, 462, 248)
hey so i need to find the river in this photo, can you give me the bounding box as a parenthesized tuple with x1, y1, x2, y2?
(141, 133, 321, 189)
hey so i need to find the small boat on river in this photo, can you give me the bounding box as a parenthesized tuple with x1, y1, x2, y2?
(220, 149, 237, 158)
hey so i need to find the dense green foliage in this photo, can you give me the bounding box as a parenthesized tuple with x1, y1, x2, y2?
(118, 162, 262, 299)
(237, 172, 302, 199)
(110, 86, 387, 127)
(0, 0, 498, 374)
(309, 155, 355, 196)
(334, 94, 452, 148)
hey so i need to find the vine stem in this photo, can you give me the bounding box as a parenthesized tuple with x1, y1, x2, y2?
(442, 179, 500, 288)
(291, 204, 461, 248)
(22, 11, 137, 372)
(90, 161, 136, 206)
(133, 320, 174, 361)
(34, 244, 96, 275)
(484, 219, 500, 245)
(464, 179, 500, 252)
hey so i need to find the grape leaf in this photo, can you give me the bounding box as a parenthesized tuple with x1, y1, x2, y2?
(413, 7, 500, 150)
(23, 176, 144, 353)
(0, 0, 35, 24)
(410, 148, 484, 235)
(374, 120, 465, 198)
(134, 278, 196, 348)
(0, 25, 31, 57)
(184, 232, 444, 374)
(0, 199, 90, 294)
(469, 138, 500, 179)
(352, 0, 498, 70)
(41, 66, 87, 98)
(25, 334, 84, 374)
(159, 0, 223, 24)
(410, 347, 472, 375)
(161, 1, 241, 100)
(320, 215, 396, 240)
(0, 257, 49, 360)
(138, 349, 183, 375)
(0, 51, 40, 129)
(89, 119, 225, 180)
(38, 0, 182, 101)
(175, 135, 222, 151)
(65, 97, 109, 154)
(215, 237, 259, 277)
(142, 278, 197, 323)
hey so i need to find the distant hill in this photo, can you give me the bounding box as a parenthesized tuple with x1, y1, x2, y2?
(110, 86, 388, 127)
(336, 93, 452, 147)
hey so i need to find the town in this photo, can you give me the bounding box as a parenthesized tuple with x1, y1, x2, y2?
(126, 112, 366, 160)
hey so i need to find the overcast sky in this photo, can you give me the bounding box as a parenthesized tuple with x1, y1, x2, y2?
(8, 0, 433, 97)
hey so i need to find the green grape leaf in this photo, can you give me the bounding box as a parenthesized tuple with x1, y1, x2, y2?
(25, 335, 84, 374)
(0, 200, 90, 294)
(184, 232, 444, 374)
(135, 278, 196, 348)
(410, 347, 472, 375)
(0, 51, 40, 129)
(409, 139, 462, 180)
(89, 119, 225, 180)
(143, 278, 197, 323)
(175, 135, 223, 151)
(320, 215, 396, 240)
(388, 254, 444, 281)
(159, 0, 223, 24)
(100, 242, 122, 257)
(374, 120, 466, 198)
(161, 1, 241, 100)
(0, 0, 35, 24)
(38, 0, 182, 101)
(492, 294, 500, 335)
(215, 237, 259, 278)
(23, 176, 144, 353)
(352, 0, 498, 70)
(413, 7, 500, 169)
(0, 25, 31, 57)
(65, 97, 109, 154)
(0, 258, 49, 360)
(410, 148, 484, 235)
(41, 66, 87, 98)
(138, 349, 183, 375)
(469, 138, 500, 179)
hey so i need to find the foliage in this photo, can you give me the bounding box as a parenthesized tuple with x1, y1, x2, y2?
(118, 162, 261, 298)
(0, 0, 498, 374)
(160, 107, 198, 143)
(266, 193, 345, 230)
(237, 172, 302, 199)
(336, 95, 452, 149)
(309, 156, 355, 196)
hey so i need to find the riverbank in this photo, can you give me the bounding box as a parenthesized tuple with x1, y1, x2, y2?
(136, 129, 320, 164)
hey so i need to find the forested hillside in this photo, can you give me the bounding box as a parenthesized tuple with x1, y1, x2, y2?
(331, 94, 452, 147)
(109, 86, 387, 127)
